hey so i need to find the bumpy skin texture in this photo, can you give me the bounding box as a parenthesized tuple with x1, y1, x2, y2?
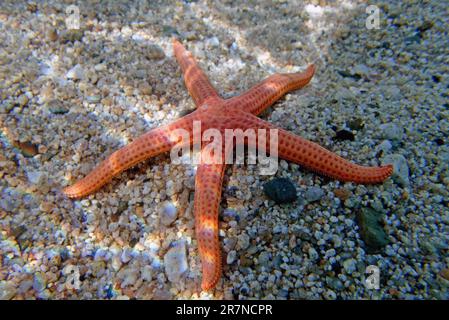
(63, 38, 393, 291)
(193, 149, 226, 291)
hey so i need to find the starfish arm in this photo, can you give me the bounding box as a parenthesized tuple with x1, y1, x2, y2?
(173, 39, 222, 107)
(228, 64, 315, 116)
(237, 112, 393, 183)
(194, 148, 226, 291)
(63, 115, 196, 198)
(277, 129, 393, 183)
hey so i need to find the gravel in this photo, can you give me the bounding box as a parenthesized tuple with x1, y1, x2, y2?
(0, 0, 448, 300)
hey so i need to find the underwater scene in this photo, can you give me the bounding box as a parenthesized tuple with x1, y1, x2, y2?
(0, 0, 448, 300)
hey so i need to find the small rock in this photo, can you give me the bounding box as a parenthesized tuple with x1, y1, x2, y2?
(27, 171, 46, 185)
(304, 186, 325, 202)
(1, 101, 15, 113)
(61, 29, 84, 43)
(356, 207, 389, 253)
(47, 28, 58, 41)
(37, 289, 51, 299)
(18, 280, 33, 294)
(379, 123, 403, 141)
(206, 36, 220, 47)
(94, 63, 107, 72)
(257, 251, 271, 267)
(239, 254, 253, 268)
(347, 118, 364, 131)
(333, 129, 355, 141)
(308, 247, 319, 261)
(376, 140, 393, 155)
(134, 205, 144, 218)
(66, 64, 85, 80)
(160, 202, 178, 226)
(417, 20, 434, 33)
(91, 261, 106, 277)
(326, 277, 344, 291)
(0, 282, 16, 300)
(382, 154, 410, 187)
(434, 138, 444, 146)
(117, 201, 128, 214)
(237, 233, 250, 250)
(102, 97, 113, 107)
(334, 188, 351, 201)
(323, 289, 337, 300)
(336, 70, 361, 80)
(14, 141, 38, 157)
(227, 250, 237, 264)
(27, 2, 37, 12)
(17, 94, 29, 107)
(86, 75, 100, 89)
(119, 267, 139, 288)
(343, 258, 357, 274)
(147, 44, 165, 60)
(263, 178, 297, 204)
(222, 208, 238, 221)
(33, 272, 47, 292)
(352, 64, 370, 77)
(121, 248, 133, 264)
(111, 255, 122, 271)
(138, 82, 152, 95)
(86, 95, 101, 103)
(141, 265, 153, 281)
(153, 288, 172, 300)
(47, 99, 69, 114)
(164, 240, 188, 283)
(11, 225, 27, 239)
(162, 25, 179, 37)
(405, 33, 421, 45)
(440, 268, 449, 281)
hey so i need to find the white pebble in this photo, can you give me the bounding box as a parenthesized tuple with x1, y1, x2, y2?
(66, 64, 85, 80)
(164, 240, 188, 283)
(160, 202, 178, 226)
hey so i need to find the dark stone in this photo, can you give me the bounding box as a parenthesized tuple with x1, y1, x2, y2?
(60, 248, 70, 261)
(47, 100, 69, 114)
(178, 108, 196, 117)
(405, 33, 421, 44)
(225, 186, 239, 198)
(336, 70, 361, 81)
(356, 208, 389, 253)
(61, 29, 84, 43)
(434, 138, 444, 146)
(14, 141, 38, 157)
(347, 118, 365, 131)
(239, 254, 253, 268)
(416, 21, 434, 33)
(273, 254, 283, 269)
(162, 25, 179, 37)
(381, 41, 391, 49)
(117, 201, 128, 214)
(432, 75, 441, 83)
(263, 178, 297, 204)
(333, 129, 355, 141)
(105, 284, 114, 299)
(11, 225, 27, 239)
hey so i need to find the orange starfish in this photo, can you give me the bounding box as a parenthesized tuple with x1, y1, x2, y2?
(63, 39, 393, 291)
